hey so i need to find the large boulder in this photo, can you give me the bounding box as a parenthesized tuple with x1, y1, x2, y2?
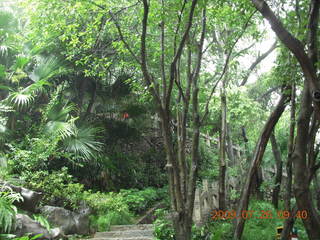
(13, 214, 53, 240)
(0, 180, 42, 213)
(40, 205, 90, 235)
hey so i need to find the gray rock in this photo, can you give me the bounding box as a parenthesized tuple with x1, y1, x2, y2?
(50, 227, 63, 239)
(13, 214, 52, 240)
(40, 205, 90, 235)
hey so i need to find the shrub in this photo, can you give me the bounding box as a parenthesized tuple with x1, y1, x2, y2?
(89, 210, 132, 232)
(22, 167, 84, 210)
(120, 187, 159, 214)
(153, 209, 175, 240)
(83, 191, 133, 231)
(7, 137, 65, 174)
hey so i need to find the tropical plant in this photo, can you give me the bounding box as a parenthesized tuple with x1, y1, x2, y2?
(0, 185, 23, 233)
(62, 124, 103, 160)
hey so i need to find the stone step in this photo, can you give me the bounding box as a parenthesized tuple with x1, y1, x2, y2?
(109, 224, 153, 231)
(94, 229, 153, 238)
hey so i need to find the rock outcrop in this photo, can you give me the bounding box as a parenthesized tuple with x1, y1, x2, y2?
(40, 204, 90, 235)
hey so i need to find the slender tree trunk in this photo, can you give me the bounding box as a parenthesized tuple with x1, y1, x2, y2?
(233, 92, 289, 239)
(226, 123, 235, 165)
(281, 206, 298, 240)
(270, 132, 282, 209)
(219, 85, 227, 210)
(85, 81, 97, 117)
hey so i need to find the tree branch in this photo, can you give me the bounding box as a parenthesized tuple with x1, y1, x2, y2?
(240, 41, 277, 86)
(251, 0, 320, 118)
(166, 0, 199, 111)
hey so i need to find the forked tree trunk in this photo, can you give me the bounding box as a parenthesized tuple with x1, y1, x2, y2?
(270, 132, 282, 209)
(233, 92, 289, 239)
(139, 1, 204, 239)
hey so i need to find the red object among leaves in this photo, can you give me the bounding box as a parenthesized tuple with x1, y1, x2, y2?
(123, 112, 129, 119)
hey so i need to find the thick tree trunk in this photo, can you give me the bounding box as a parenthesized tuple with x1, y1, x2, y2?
(251, 167, 263, 200)
(270, 132, 282, 209)
(281, 84, 296, 240)
(233, 92, 289, 240)
(292, 82, 320, 238)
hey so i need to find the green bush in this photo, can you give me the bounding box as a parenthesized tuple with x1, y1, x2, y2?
(153, 209, 175, 240)
(84, 191, 133, 231)
(7, 137, 66, 174)
(89, 210, 133, 232)
(120, 187, 159, 214)
(22, 167, 84, 210)
(207, 221, 233, 240)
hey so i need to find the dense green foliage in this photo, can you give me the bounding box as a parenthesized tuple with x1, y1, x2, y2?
(0, 0, 320, 239)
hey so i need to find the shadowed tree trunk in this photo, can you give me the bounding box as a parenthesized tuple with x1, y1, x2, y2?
(233, 91, 289, 239)
(270, 131, 282, 209)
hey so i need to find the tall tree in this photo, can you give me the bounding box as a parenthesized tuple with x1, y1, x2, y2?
(139, 1, 205, 239)
(249, 0, 320, 238)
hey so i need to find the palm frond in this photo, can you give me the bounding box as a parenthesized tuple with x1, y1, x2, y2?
(7, 80, 50, 109)
(46, 102, 75, 122)
(63, 125, 103, 160)
(0, 10, 17, 33)
(29, 56, 65, 82)
(44, 120, 74, 139)
(9, 91, 34, 108)
(23, 79, 51, 94)
(0, 45, 8, 57)
(12, 54, 30, 70)
(44, 102, 77, 139)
